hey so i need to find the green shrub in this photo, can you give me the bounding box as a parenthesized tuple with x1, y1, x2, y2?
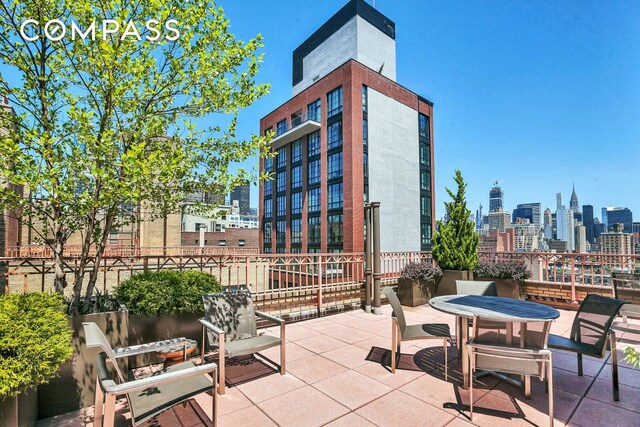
(0, 292, 73, 399)
(114, 270, 221, 317)
(66, 289, 123, 316)
(401, 261, 443, 284)
(474, 262, 532, 281)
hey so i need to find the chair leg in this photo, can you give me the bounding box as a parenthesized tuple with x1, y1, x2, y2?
(218, 340, 226, 395)
(610, 331, 620, 401)
(548, 355, 554, 427)
(469, 347, 474, 421)
(390, 319, 397, 373)
(212, 368, 218, 427)
(443, 338, 448, 381)
(577, 353, 583, 376)
(280, 322, 286, 374)
(94, 376, 104, 427)
(103, 393, 116, 427)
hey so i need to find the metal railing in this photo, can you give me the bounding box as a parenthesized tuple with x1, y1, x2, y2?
(274, 111, 320, 136)
(4, 245, 259, 258)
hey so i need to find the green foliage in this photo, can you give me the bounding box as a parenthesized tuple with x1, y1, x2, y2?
(474, 262, 532, 281)
(432, 170, 479, 271)
(624, 347, 640, 369)
(114, 270, 221, 317)
(0, 0, 271, 296)
(400, 261, 443, 284)
(0, 293, 73, 398)
(66, 289, 123, 316)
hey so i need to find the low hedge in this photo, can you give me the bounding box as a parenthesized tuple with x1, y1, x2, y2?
(0, 292, 73, 399)
(474, 262, 531, 281)
(114, 270, 222, 317)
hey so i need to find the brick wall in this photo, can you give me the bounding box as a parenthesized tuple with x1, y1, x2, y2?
(181, 228, 258, 248)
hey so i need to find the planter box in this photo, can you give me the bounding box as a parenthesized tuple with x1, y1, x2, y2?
(476, 278, 523, 299)
(37, 310, 128, 419)
(397, 277, 437, 307)
(128, 313, 202, 368)
(0, 389, 38, 427)
(437, 270, 473, 296)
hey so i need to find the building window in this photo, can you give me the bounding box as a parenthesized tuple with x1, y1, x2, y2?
(363, 153, 368, 179)
(263, 222, 272, 244)
(291, 219, 302, 244)
(264, 156, 273, 172)
(308, 130, 321, 157)
(327, 151, 343, 180)
(277, 147, 287, 169)
(276, 221, 286, 245)
(263, 246, 272, 254)
(276, 171, 286, 193)
(307, 99, 321, 122)
(290, 246, 301, 254)
(421, 196, 431, 217)
(276, 247, 286, 254)
(263, 199, 272, 218)
(328, 214, 343, 244)
(239, 239, 246, 246)
(308, 216, 321, 244)
(327, 121, 342, 150)
(362, 85, 368, 112)
(327, 87, 342, 117)
(276, 196, 286, 217)
(291, 139, 302, 163)
(218, 240, 226, 246)
(420, 170, 430, 191)
(363, 119, 368, 146)
(308, 159, 320, 185)
(419, 114, 430, 140)
(308, 188, 321, 213)
(328, 183, 343, 209)
(276, 119, 287, 136)
(291, 192, 302, 215)
(291, 165, 302, 189)
(421, 223, 432, 245)
(264, 180, 272, 197)
(419, 142, 430, 166)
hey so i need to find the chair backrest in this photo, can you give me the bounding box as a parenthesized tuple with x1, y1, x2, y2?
(382, 286, 407, 332)
(570, 294, 625, 355)
(82, 322, 126, 382)
(456, 280, 497, 296)
(202, 290, 257, 346)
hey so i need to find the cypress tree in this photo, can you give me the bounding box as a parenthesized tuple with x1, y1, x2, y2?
(432, 170, 479, 271)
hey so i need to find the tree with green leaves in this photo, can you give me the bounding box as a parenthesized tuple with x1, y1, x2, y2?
(432, 169, 479, 271)
(0, 0, 271, 297)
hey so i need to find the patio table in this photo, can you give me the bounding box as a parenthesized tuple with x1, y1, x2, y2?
(429, 295, 560, 393)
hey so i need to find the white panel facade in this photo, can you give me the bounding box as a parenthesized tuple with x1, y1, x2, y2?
(367, 88, 420, 252)
(293, 17, 396, 95)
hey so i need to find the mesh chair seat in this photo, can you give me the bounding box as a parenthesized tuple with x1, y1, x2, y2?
(128, 361, 212, 424)
(402, 323, 451, 340)
(471, 343, 551, 377)
(547, 334, 600, 357)
(222, 335, 281, 358)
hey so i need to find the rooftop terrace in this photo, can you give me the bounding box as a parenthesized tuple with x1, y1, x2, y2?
(40, 304, 640, 427)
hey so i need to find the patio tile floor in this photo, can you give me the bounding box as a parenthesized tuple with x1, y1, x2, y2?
(39, 305, 640, 427)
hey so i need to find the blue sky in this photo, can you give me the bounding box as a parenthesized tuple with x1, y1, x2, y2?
(221, 0, 640, 221)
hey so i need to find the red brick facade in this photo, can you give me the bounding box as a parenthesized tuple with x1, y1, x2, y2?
(181, 228, 258, 248)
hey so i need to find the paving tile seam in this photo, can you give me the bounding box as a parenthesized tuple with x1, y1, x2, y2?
(564, 350, 610, 426)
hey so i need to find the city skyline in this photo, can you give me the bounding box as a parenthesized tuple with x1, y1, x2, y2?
(215, 0, 639, 218)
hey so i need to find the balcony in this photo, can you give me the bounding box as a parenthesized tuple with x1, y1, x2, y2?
(271, 111, 321, 149)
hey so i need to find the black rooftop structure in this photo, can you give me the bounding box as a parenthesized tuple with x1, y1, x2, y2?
(292, 0, 396, 86)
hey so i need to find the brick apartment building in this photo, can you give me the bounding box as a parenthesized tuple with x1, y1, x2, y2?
(259, 0, 435, 254)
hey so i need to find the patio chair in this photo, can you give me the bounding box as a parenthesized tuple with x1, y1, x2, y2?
(200, 290, 285, 394)
(468, 316, 554, 426)
(612, 272, 640, 322)
(456, 280, 508, 341)
(83, 322, 217, 427)
(382, 286, 451, 378)
(548, 293, 625, 401)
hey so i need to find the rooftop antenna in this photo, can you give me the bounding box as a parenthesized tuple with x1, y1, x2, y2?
(372, 0, 377, 8)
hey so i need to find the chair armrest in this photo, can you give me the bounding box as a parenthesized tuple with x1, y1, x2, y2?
(113, 337, 192, 358)
(101, 362, 218, 395)
(256, 311, 284, 325)
(199, 318, 225, 335)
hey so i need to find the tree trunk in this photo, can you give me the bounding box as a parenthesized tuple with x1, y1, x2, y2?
(52, 231, 67, 293)
(85, 212, 116, 298)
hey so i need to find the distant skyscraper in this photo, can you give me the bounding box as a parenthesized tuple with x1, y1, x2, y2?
(582, 205, 595, 243)
(569, 184, 580, 214)
(593, 218, 605, 241)
(556, 206, 575, 252)
(475, 203, 483, 230)
(543, 208, 553, 239)
(489, 182, 503, 213)
(515, 203, 541, 230)
(601, 207, 633, 233)
(574, 223, 587, 253)
(556, 193, 562, 211)
(230, 180, 251, 215)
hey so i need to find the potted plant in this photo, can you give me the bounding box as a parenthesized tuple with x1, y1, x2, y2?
(114, 270, 221, 367)
(432, 170, 479, 295)
(0, 292, 73, 426)
(38, 291, 128, 419)
(474, 262, 531, 299)
(397, 261, 443, 306)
